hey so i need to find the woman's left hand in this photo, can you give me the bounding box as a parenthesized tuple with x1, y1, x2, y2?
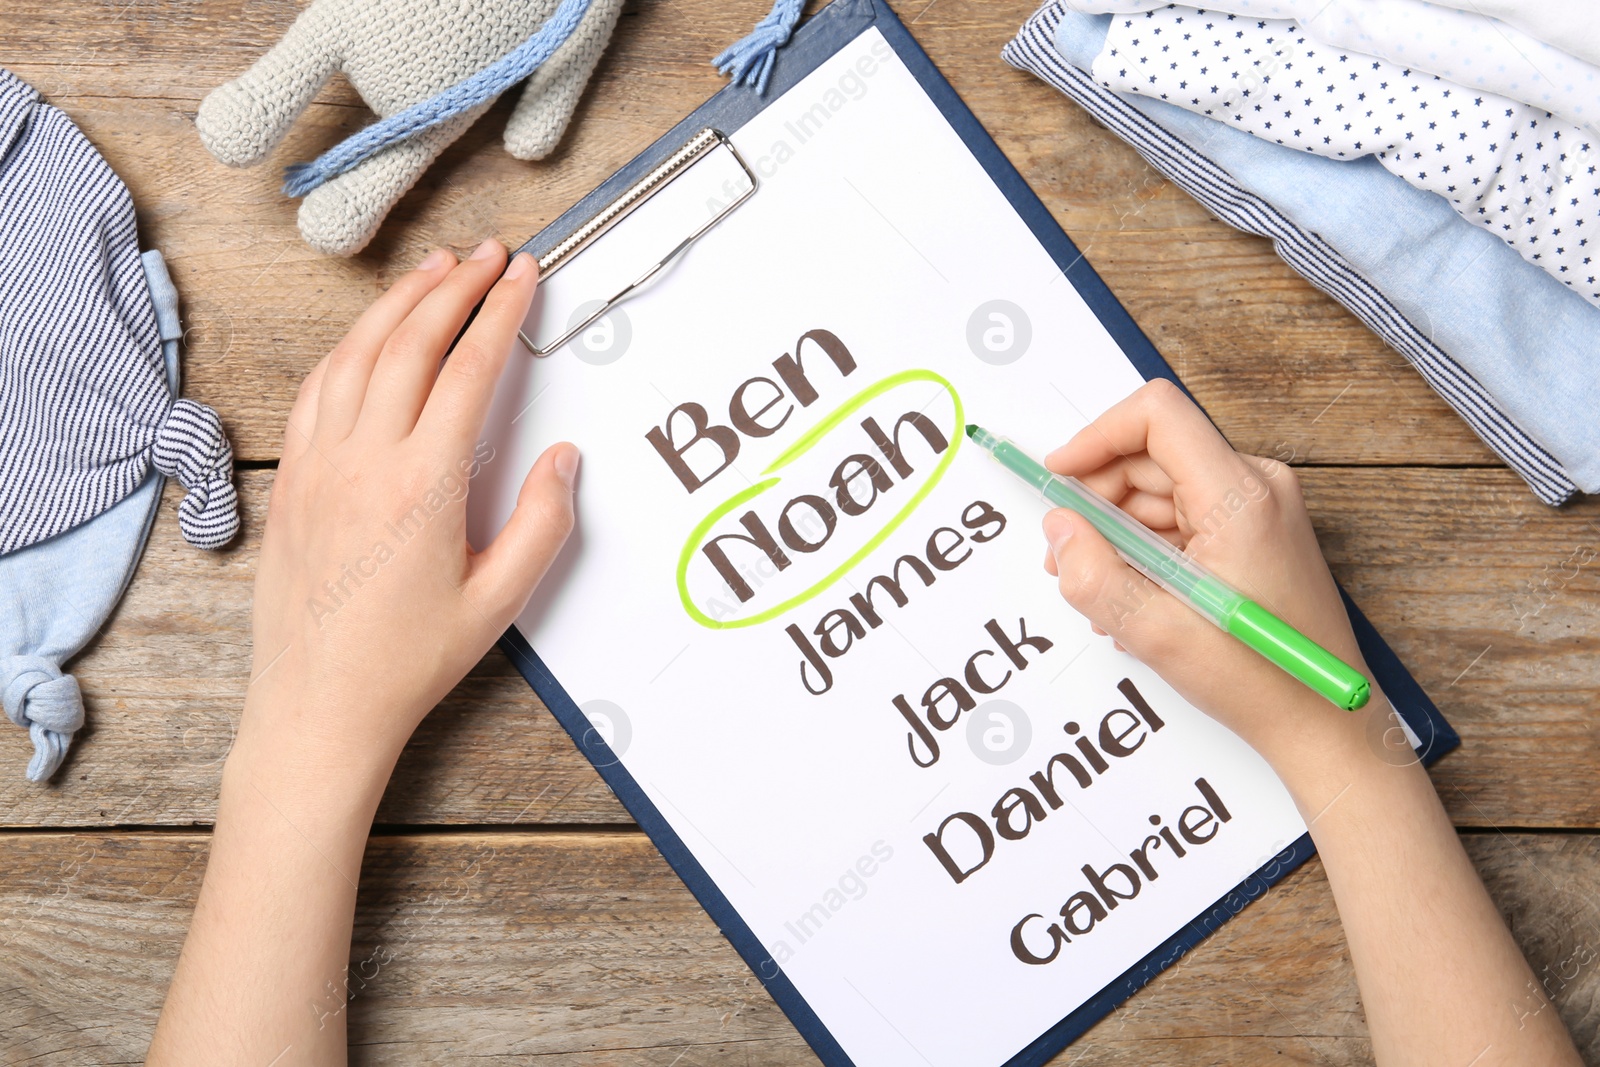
(243, 239, 578, 781)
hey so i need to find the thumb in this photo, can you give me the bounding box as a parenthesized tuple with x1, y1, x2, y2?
(1043, 509, 1209, 669)
(470, 442, 579, 622)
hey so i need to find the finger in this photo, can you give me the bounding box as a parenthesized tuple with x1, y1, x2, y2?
(1043, 508, 1211, 667)
(468, 442, 579, 623)
(1045, 379, 1246, 498)
(1043, 499, 1178, 572)
(1113, 489, 1180, 537)
(1240, 451, 1296, 486)
(415, 251, 538, 451)
(360, 239, 509, 441)
(282, 354, 329, 466)
(1071, 453, 1176, 504)
(315, 248, 457, 442)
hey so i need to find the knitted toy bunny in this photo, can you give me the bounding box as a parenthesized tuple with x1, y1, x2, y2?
(196, 0, 627, 255)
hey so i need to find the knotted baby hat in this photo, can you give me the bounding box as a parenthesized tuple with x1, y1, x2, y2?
(0, 67, 239, 780)
(0, 69, 237, 555)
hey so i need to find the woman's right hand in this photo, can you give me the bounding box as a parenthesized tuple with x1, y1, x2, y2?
(1039, 379, 1374, 773)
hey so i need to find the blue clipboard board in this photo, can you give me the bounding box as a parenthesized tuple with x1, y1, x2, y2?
(502, 2, 1460, 1063)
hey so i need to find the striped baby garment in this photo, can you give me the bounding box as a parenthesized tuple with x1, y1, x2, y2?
(1, 67, 239, 781)
(0, 67, 238, 556)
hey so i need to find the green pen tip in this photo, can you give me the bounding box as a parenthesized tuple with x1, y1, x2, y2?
(965, 423, 980, 439)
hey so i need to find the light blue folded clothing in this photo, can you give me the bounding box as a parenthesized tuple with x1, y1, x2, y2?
(1005, 2, 1600, 504)
(0, 251, 179, 782)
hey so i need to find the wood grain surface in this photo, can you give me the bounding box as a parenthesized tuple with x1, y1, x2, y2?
(1, 0, 1595, 1063)
(3, 833, 1599, 1065)
(3, 0, 1496, 464)
(3, 469, 1594, 832)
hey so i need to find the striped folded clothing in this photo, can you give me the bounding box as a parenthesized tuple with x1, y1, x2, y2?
(1005, 2, 1600, 505)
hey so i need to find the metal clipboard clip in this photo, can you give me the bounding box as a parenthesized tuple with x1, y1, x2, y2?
(517, 128, 759, 357)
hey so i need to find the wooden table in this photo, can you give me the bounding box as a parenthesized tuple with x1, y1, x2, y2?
(4, 1, 1598, 1063)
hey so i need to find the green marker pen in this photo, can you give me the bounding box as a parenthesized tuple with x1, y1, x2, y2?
(966, 423, 1370, 711)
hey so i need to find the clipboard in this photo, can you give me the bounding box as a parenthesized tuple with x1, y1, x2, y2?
(491, 2, 1460, 1064)
(515, 127, 759, 356)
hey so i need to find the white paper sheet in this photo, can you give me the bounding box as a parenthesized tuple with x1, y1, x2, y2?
(468, 28, 1307, 1067)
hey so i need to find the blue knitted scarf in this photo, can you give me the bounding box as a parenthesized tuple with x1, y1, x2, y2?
(284, 0, 806, 198)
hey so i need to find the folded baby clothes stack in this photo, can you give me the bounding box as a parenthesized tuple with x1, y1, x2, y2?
(1418, 1, 1600, 71)
(1006, 3, 1600, 505)
(1064, 0, 1600, 139)
(0, 68, 239, 781)
(1088, 5, 1600, 307)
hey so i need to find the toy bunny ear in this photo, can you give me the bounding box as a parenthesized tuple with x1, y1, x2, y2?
(504, 0, 627, 160)
(295, 107, 488, 256)
(195, 0, 341, 168)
